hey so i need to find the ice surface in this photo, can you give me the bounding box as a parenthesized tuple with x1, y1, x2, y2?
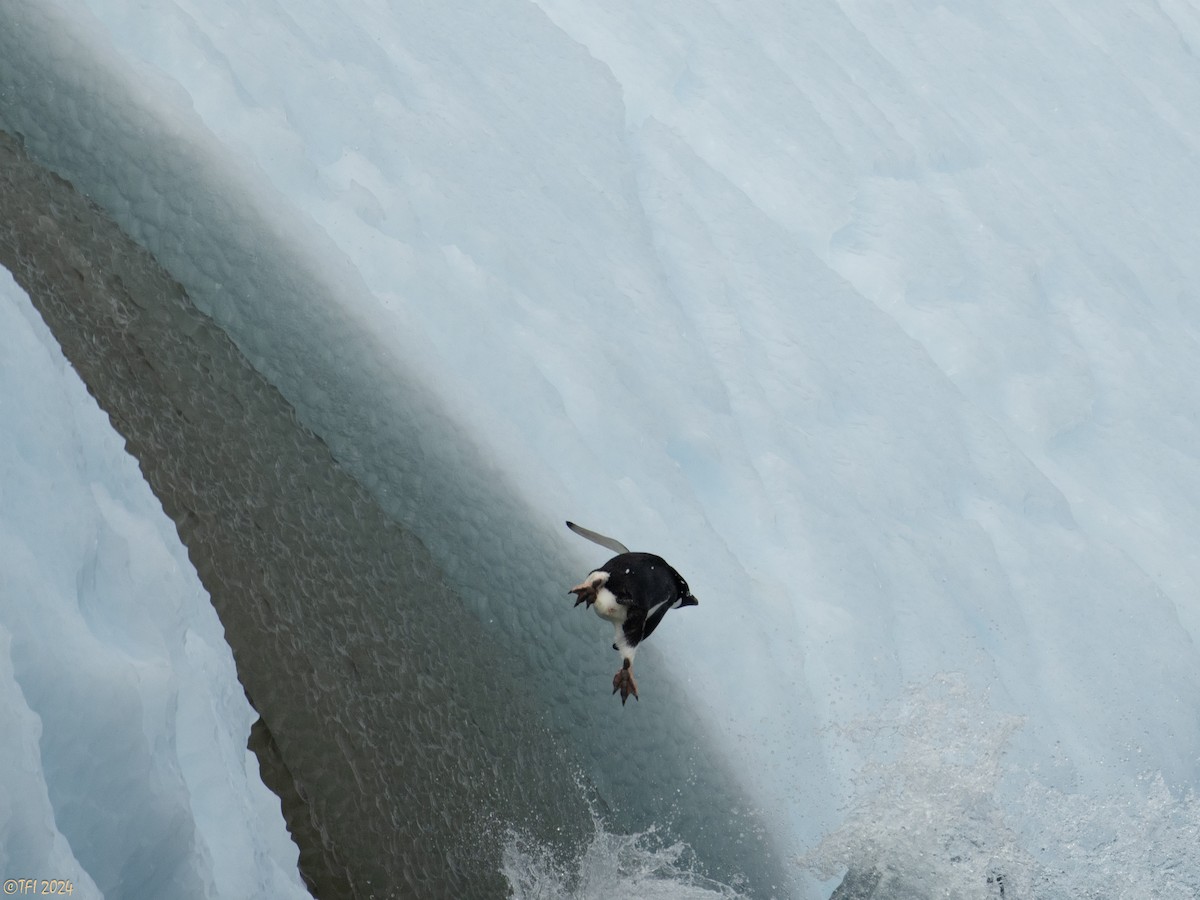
(0, 6, 784, 893)
(0, 269, 308, 897)
(2, 0, 1200, 896)
(0, 126, 635, 897)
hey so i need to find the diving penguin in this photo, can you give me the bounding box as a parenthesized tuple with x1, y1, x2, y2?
(566, 521, 699, 704)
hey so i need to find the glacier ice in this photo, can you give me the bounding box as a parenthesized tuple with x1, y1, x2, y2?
(0, 130, 641, 898)
(0, 268, 308, 897)
(2, 0, 1200, 897)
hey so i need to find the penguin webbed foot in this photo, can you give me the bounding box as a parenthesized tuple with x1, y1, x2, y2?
(612, 659, 638, 705)
(569, 582, 597, 608)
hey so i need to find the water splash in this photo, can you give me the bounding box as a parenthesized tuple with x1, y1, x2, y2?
(1009, 771, 1200, 899)
(501, 814, 748, 900)
(802, 674, 1200, 899)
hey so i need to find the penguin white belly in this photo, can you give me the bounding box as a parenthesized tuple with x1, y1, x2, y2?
(592, 587, 638, 660)
(591, 586, 626, 624)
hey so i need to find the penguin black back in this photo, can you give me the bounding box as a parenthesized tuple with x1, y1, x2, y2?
(599, 553, 695, 612)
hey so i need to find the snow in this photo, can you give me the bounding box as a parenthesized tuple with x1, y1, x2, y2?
(0, 270, 308, 897)
(2, 0, 1200, 896)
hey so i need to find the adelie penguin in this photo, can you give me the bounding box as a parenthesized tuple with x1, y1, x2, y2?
(566, 521, 698, 704)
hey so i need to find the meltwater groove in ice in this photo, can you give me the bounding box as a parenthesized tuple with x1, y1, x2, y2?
(7, 0, 1200, 896)
(0, 127, 781, 896)
(0, 130, 595, 898)
(0, 4, 785, 895)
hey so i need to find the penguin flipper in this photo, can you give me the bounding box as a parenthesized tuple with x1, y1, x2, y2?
(566, 521, 630, 555)
(639, 598, 675, 642)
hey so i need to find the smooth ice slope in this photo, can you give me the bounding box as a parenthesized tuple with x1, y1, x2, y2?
(3, 0, 1200, 896)
(0, 269, 308, 898)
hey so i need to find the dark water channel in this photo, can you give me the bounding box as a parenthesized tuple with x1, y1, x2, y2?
(1, 129, 592, 899)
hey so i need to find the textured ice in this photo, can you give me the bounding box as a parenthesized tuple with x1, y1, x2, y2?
(0, 8, 781, 895)
(2, 0, 1200, 897)
(0, 131, 629, 898)
(0, 269, 308, 898)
